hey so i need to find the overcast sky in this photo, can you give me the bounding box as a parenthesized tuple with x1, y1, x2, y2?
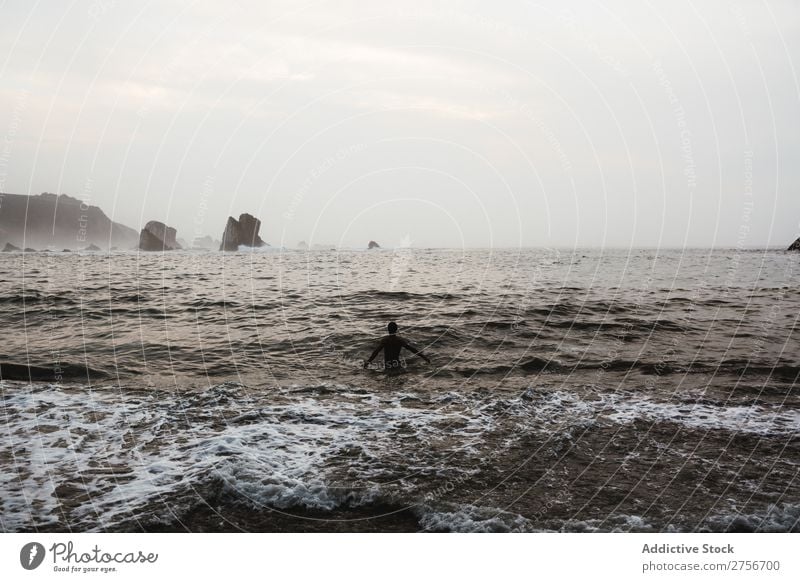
(1, 0, 798, 248)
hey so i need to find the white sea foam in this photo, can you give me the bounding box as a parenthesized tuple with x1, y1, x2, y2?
(236, 244, 284, 253)
(701, 503, 800, 532)
(522, 388, 800, 437)
(1, 380, 797, 532)
(416, 504, 534, 533)
(0, 381, 500, 531)
(536, 513, 658, 533)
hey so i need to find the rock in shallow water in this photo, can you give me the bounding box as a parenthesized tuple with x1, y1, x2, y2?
(139, 220, 181, 251)
(219, 213, 266, 251)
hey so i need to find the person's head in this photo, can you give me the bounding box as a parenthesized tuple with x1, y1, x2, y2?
(387, 321, 398, 334)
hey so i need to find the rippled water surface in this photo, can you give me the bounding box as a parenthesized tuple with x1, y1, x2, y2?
(1, 248, 798, 532)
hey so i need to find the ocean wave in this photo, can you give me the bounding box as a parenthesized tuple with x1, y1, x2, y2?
(0, 381, 495, 531)
(1, 379, 797, 532)
(0, 361, 110, 382)
(416, 504, 533, 533)
(235, 244, 281, 253)
(453, 358, 800, 379)
(538, 513, 658, 533)
(518, 388, 800, 437)
(347, 290, 459, 302)
(0, 291, 77, 305)
(700, 503, 800, 533)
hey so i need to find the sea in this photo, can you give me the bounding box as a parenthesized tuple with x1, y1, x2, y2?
(1, 247, 798, 532)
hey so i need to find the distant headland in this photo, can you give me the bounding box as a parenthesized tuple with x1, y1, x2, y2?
(0, 193, 284, 253)
(0, 193, 138, 250)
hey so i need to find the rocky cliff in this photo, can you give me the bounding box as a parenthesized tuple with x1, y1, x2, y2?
(0, 192, 138, 250)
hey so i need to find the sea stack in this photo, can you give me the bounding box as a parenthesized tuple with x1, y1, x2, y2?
(789, 237, 800, 251)
(368, 240, 380, 249)
(2, 243, 21, 252)
(139, 221, 181, 251)
(219, 213, 266, 251)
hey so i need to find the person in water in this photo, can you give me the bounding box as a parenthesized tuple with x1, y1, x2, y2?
(364, 321, 431, 370)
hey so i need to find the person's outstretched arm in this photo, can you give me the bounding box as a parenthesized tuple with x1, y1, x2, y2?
(364, 340, 384, 368)
(402, 340, 431, 363)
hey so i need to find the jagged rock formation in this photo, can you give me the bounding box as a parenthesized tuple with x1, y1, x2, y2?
(219, 213, 266, 251)
(0, 192, 138, 249)
(789, 237, 800, 251)
(139, 221, 181, 251)
(368, 240, 380, 249)
(83, 243, 102, 251)
(23, 248, 36, 253)
(2, 243, 21, 252)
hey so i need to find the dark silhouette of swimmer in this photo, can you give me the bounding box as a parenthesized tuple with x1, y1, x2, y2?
(364, 321, 431, 370)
